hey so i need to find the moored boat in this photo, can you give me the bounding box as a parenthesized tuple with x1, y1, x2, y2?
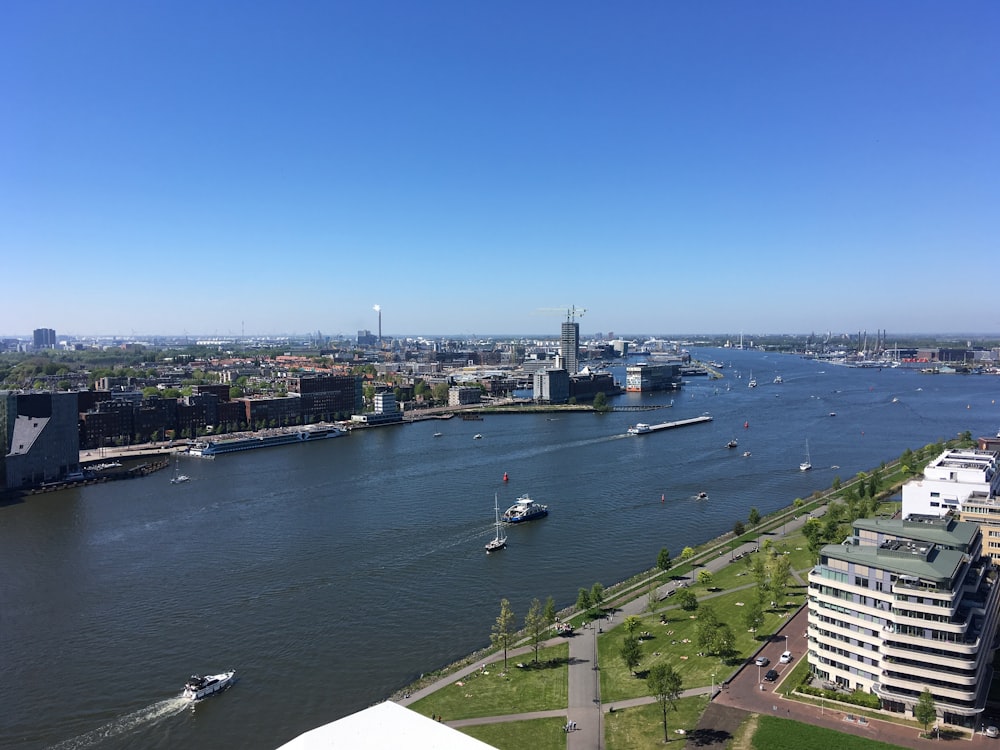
(190, 424, 346, 457)
(183, 669, 235, 700)
(502, 494, 548, 523)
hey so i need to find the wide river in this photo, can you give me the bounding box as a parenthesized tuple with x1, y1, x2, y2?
(3, 348, 998, 749)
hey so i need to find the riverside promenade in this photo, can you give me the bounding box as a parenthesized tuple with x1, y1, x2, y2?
(398, 471, 989, 749)
(399, 528, 796, 748)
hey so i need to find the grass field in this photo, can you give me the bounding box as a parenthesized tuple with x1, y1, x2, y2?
(410, 643, 569, 720)
(750, 714, 911, 750)
(604, 696, 710, 749)
(459, 717, 568, 750)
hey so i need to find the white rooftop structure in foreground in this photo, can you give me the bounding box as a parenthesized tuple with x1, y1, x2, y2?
(275, 701, 497, 750)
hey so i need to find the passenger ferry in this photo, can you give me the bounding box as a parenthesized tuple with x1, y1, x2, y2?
(502, 494, 549, 523)
(189, 424, 346, 457)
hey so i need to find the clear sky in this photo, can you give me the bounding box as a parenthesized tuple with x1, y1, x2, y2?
(3, 2, 998, 339)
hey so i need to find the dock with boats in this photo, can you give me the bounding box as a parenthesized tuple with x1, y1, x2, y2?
(627, 414, 713, 435)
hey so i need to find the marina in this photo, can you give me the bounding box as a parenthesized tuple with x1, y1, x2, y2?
(3, 348, 1000, 750)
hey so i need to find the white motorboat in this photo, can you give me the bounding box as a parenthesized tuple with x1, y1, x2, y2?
(183, 669, 235, 700)
(627, 423, 652, 435)
(485, 494, 507, 553)
(502, 494, 548, 523)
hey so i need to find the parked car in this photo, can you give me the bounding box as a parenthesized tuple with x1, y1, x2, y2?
(986, 726, 999, 738)
(764, 669, 779, 682)
(780, 650, 793, 663)
(754, 656, 770, 667)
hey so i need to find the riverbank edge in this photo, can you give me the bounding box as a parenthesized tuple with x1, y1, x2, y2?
(384, 440, 941, 706)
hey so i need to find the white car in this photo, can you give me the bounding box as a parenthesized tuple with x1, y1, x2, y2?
(986, 726, 999, 738)
(754, 656, 770, 667)
(780, 650, 793, 663)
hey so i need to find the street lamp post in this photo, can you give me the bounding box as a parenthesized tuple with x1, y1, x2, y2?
(711, 673, 716, 697)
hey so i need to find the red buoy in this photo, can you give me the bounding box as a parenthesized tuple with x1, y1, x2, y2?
(503, 472, 508, 482)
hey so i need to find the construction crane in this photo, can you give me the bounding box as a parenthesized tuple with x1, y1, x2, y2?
(534, 305, 587, 322)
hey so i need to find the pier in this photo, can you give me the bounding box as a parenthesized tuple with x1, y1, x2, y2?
(627, 414, 713, 435)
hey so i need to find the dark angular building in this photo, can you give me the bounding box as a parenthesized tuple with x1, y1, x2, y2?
(1, 391, 80, 490)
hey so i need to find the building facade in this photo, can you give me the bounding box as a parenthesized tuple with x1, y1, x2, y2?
(625, 362, 682, 392)
(1, 391, 80, 490)
(807, 516, 999, 728)
(533, 368, 569, 404)
(560, 322, 579, 376)
(33, 328, 56, 350)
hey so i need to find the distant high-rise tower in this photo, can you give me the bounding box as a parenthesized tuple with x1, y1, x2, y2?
(33, 328, 56, 350)
(560, 322, 579, 375)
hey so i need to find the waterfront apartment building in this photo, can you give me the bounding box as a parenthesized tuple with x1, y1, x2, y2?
(1, 391, 80, 490)
(560, 322, 580, 376)
(448, 386, 481, 406)
(625, 362, 682, 392)
(286, 374, 362, 422)
(807, 516, 999, 729)
(533, 368, 569, 405)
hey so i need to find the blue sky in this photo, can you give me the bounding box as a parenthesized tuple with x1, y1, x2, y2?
(3, 2, 998, 338)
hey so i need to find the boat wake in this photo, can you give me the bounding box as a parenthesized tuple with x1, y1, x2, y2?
(49, 696, 189, 750)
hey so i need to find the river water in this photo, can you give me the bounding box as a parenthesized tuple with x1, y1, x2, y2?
(2, 348, 998, 749)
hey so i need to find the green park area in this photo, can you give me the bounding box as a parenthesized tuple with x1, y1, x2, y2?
(400, 435, 974, 749)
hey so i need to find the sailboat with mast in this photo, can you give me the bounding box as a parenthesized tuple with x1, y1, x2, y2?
(799, 440, 812, 472)
(485, 494, 507, 553)
(170, 456, 190, 484)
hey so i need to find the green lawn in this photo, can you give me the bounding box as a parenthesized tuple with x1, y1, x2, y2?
(410, 643, 568, 720)
(751, 714, 911, 750)
(459, 717, 568, 750)
(604, 696, 710, 749)
(600, 578, 807, 702)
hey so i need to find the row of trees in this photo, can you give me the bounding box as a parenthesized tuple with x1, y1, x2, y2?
(490, 596, 559, 671)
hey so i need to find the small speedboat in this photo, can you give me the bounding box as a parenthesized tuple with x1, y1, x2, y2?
(183, 670, 235, 700)
(473, 434, 483, 440)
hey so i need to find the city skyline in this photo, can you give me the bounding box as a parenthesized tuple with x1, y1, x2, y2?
(4, 3, 998, 336)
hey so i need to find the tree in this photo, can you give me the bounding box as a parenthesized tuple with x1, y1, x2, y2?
(747, 507, 761, 530)
(769, 554, 792, 602)
(697, 569, 714, 587)
(711, 624, 737, 662)
(592, 391, 610, 412)
(742, 599, 765, 635)
(523, 598, 547, 663)
(623, 614, 642, 635)
(647, 662, 683, 742)
(431, 382, 450, 403)
(543, 595, 557, 628)
(676, 589, 698, 612)
(590, 582, 605, 614)
(680, 546, 695, 562)
(491, 598, 515, 671)
(914, 687, 937, 733)
(576, 588, 592, 615)
(657, 547, 672, 571)
(733, 520, 746, 537)
(620, 635, 642, 676)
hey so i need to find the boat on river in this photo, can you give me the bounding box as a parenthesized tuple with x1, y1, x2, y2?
(800, 439, 812, 471)
(189, 424, 346, 457)
(502, 494, 548, 523)
(485, 494, 507, 553)
(183, 669, 235, 700)
(169, 457, 190, 484)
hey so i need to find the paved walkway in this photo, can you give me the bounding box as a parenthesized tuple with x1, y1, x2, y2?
(397, 505, 843, 749)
